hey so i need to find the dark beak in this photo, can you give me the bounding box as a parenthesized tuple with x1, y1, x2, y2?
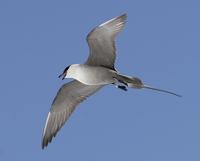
(58, 73, 66, 80)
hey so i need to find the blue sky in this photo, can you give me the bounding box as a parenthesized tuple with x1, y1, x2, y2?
(0, 0, 200, 160)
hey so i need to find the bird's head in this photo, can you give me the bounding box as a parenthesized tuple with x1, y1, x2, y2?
(58, 65, 71, 80)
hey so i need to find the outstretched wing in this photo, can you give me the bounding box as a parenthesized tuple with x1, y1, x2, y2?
(42, 80, 103, 148)
(86, 14, 127, 69)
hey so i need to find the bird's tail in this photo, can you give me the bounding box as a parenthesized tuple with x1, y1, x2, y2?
(116, 74, 181, 97)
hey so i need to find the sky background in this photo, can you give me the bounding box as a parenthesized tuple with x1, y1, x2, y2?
(0, 0, 200, 161)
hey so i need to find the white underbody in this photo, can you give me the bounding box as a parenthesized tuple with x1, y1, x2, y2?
(66, 64, 117, 85)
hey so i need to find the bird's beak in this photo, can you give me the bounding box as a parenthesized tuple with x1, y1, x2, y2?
(58, 73, 66, 80)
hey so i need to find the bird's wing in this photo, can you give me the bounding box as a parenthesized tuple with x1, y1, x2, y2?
(85, 14, 127, 69)
(42, 80, 103, 148)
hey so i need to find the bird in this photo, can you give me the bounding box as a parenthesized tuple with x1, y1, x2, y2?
(42, 13, 181, 149)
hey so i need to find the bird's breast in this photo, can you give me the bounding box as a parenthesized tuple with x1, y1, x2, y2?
(71, 65, 116, 85)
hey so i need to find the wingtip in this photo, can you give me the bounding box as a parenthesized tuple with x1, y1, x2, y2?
(41, 143, 47, 150)
(119, 13, 128, 19)
(121, 13, 127, 17)
(118, 13, 127, 21)
(41, 112, 51, 149)
(41, 144, 45, 149)
(41, 136, 52, 149)
(118, 13, 128, 25)
(41, 136, 48, 149)
(41, 142, 46, 149)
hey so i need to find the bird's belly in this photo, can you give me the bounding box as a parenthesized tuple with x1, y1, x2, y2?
(74, 67, 115, 85)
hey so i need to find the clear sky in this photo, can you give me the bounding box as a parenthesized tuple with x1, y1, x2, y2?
(0, 0, 199, 161)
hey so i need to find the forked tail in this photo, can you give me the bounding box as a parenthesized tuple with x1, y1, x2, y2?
(116, 74, 181, 97)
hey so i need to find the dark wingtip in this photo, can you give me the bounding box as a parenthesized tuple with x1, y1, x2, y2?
(118, 13, 127, 22)
(41, 138, 47, 149)
(118, 13, 127, 17)
(41, 137, 51, 149)
(42, 144, 45, 149)
(41, 131, 56, 149)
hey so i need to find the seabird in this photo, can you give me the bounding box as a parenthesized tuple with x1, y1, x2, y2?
(42, 13, 180, 149)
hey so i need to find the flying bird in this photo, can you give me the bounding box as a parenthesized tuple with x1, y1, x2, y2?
(42, 13, 180, 149)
